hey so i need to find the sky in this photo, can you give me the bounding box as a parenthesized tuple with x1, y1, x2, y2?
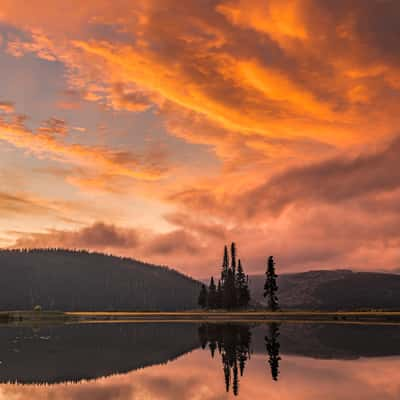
(0, 0, 400, 278)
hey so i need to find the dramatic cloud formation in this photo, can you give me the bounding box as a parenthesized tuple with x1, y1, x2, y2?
(0, 0, 400, 276)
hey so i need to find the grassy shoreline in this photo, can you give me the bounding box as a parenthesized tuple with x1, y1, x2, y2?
(3, 310, 400, 325)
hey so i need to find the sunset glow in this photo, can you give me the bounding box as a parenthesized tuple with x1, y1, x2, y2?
(1, 0, 400, 277)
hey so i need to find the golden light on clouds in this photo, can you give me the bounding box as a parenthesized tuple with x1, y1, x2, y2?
(0, 0, 400, 276)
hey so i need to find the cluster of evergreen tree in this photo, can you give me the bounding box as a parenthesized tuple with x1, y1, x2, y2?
(198, 324, 252, 396)
(198, 243, 251, 310)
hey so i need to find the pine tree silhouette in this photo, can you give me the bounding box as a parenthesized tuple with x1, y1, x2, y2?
(223, 269, 237, 309)
(264, 256, 279, 311)
(231, 242, 237, 276)
(236, 259, 250, 308)
(221, 245, 229, 284)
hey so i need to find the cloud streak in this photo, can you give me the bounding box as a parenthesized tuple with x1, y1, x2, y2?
(0, 112, 168, 186)
(1, 1, 400, 274)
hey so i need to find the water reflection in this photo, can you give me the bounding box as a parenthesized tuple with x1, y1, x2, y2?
(198, 323, 283, 395)
(265, 323, 281, 381)
(1, 322, 400, 399)
(0, 323, 199, 384)
(198, 324, 252, 395)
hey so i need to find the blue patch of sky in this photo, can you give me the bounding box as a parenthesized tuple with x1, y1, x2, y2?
(0, 24, 220, 177)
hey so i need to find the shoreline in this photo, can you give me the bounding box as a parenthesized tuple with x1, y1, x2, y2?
(3, 310, 400, 325)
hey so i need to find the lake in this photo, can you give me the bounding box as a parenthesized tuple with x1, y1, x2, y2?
(0, 321, 399, 399)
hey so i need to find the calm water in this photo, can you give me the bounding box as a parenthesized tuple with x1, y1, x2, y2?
(0, 322, 399, 399)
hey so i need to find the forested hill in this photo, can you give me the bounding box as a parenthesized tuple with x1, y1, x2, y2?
(0, 249, 201, 311)
(249, 269, 400, 310)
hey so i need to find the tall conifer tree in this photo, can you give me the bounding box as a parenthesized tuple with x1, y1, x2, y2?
(223, 269, 237, 309)
(236, 259, 250, 307)
(230, 242, 237, 276)
(264, 256, 278, 311)
(221, 245, 229, 284)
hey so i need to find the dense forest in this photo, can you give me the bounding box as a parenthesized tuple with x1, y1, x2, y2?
(0, 249, 201, 311)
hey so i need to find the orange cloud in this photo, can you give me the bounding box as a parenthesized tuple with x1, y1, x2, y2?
(1, 0, 400, 275)
(2, 0, 400, 152)
(217, 0, 309, 45)
(0, 114, 167, 184)
(0, 101, 14, 113)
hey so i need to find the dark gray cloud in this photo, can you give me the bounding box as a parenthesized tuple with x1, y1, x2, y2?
(242, 135, 400, 217)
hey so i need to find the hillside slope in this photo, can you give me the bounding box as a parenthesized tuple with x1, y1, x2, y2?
(249, 270, 400, 310)
(0, 249, 201, 311)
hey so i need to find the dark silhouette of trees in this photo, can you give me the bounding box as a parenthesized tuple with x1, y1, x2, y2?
(236, 260, 250, 307)
(265, 323, 281, 381)
(231, 242, 237, 276)
(264, 256, 279, 311)
(198, 324, 252, 396)
(0, 249, 200, 311)
(223, 269, 237, 309)
(198, 284, 208, 309)
(208, 277, 217, 308)
(232, 362, 239, 396)
(216, 280, 223, 308)
(201, 243, 251, 310)
(222, 245, 229, 284)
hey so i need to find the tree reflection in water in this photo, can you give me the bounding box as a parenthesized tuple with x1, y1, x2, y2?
(198, 324, 250, 396)
(265, 323, 281, 381)
(199, 323, 282, 395)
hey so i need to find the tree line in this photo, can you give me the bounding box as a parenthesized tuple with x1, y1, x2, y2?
(0, 249, 201, 311)
(198, 243, 279, 311)
(198, 243, 250, 309)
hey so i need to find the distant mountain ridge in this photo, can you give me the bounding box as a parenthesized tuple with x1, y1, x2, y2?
(249, 269, 400, 310)
(0, 249, 201, 311)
